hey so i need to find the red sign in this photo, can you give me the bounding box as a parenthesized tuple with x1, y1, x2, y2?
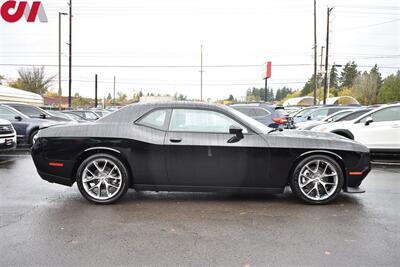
(1, 1, 48, 23)
(262, 61, 272, 79)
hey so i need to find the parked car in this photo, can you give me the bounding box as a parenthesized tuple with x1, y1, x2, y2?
(0, 119, 17, 151)
(230, 103, 291, 128)
(63, 110, 100, 121)
(3, 103, 72, 122)
(32, 102, 371, 205)
(296, 109, 361, 130)
(312, 104, 400, 155)
(294, 106, 357, 124)
(0, 104, 66, 146)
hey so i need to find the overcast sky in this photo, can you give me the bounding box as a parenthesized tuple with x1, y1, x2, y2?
(1, 0, 399, 100)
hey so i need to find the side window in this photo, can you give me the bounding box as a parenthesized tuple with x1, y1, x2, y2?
(169, 109, 247, 133)
(361, 107, 400, 123)
(137, 109, 168, 130)
(0, 107, 18, 120)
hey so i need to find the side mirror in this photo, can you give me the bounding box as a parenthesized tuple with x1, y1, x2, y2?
(40, 114, 46, 119)
(365, 117, 374, 126)
(327, 118, 333, 123)
(307, 116, 312, 120)
(14, 115, 22, 121)
(228, 125, 244, 143)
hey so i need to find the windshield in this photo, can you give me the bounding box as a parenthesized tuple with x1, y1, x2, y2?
(291, 107, 317, 118)
(228, 107, 272, 134)
(337, 109, 373, 121)
(12, 105, 52, 118)
(323, 110, 354, 122)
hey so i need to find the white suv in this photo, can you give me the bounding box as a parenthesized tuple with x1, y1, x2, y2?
(0, 119, 17, 151)
(312, 104, 400, 153)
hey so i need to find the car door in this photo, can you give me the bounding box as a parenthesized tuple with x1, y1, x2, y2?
(165, 108, 270, 188)
(352, 106, 400, 149)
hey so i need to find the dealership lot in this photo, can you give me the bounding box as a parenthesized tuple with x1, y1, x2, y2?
(0, 152, 399, 266)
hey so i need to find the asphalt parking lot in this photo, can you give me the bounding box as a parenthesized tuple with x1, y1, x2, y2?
(0, 151, 399, 266)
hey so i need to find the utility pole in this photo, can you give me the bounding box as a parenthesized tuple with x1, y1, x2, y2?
(323, 7, 334, 105)
(313, 0, 317, 105)
(200, 45, 204, 101)
(113, 76, 116, 106)
(58, 12, 67, 110)
(68, 0, 72, 108)
(320, 46, 325, 72)
(95, 74, 98, 108)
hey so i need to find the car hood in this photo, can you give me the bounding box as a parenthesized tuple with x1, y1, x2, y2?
(265, 130, 369, 153)
(0, 118, 11, 125)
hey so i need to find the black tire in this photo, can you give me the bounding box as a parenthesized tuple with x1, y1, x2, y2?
(76, 153, 130, 204)
(29, 130, 39, 146)
(290, 154, 344, 205)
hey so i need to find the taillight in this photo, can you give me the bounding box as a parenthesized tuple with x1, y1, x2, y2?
(272, 118, 288, 124)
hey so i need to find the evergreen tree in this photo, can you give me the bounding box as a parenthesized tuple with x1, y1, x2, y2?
(329, 63, 339, 89)
(340, 61, 359, 88)
(378, 71, 400, 103)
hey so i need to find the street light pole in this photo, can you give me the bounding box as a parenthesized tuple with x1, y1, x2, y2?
(58, 12, 68, 111)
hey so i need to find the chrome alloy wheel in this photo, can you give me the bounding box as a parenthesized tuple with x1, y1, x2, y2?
(298, 159, 339, 201)
(82, 158, 122, 200)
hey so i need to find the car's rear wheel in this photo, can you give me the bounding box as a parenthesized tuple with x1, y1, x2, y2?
(77, 153, 129, 204)
(290, 155, 344, 204)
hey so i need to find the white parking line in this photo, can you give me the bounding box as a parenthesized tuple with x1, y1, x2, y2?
(371, 161, 400, 166)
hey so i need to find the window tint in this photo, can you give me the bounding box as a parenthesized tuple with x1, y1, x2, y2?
(362, 107, 400, 123)
(138, 109, 168, 129)
(0, 107, 18, 120)
(169, 109, 246, 133)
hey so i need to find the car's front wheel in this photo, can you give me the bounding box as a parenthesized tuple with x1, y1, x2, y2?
(290, 155, 344, 204)
(77, 153, 129, 204)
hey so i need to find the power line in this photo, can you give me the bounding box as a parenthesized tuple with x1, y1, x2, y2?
(0, 63, 398, 69)
(335, 18, 400, 32)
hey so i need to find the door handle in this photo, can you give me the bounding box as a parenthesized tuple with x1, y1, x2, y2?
(392, 125, 400, 128)
(169, 137, 182, 143)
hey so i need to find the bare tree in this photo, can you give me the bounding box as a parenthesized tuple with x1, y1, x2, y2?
(353, 71, 379, 105)
(9, 66, 55, 95)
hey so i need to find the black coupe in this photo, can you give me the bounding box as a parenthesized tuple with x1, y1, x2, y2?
(31, 102, 371, 205)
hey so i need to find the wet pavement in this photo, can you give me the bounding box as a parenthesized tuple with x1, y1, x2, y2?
(0, 152, 399, 266)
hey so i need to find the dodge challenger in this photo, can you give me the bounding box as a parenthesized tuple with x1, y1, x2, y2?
(31, 102, 371, 205)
